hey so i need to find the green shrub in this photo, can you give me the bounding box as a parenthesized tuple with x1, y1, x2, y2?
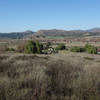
(70, 46, 85, 52)
(85, 44, 97, 54)
(25, 40, 37, 54)
(6, 48, 15, 52)
(85, 44, 91, 49)
(56, 43, 66, 50)
(35, 41, 43, 54)
(25, 40, 43, 54)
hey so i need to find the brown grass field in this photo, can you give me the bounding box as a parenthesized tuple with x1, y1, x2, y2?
(0, 38, 100, 100)
(0, 52, 100, 100)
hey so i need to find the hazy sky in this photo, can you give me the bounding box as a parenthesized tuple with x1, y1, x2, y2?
(0, 0, 100, 32)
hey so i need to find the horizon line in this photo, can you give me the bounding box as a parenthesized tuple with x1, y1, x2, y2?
(0, 27, 100, 33)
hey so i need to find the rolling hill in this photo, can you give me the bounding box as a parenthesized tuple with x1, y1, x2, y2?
(1, 28, 100, 39)
(0, 30, 35, 39)
(35, 28, 100, 37)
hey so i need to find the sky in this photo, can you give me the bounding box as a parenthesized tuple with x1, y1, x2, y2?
(0, 0, 100, 32)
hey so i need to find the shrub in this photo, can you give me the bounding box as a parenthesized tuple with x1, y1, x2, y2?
(43, 42, 51, 50)
(46, 42, 51, 48)
(85, 44, 97, 54)
(24, 40, 43, 54)
(56, 43, 66, 50)
(70, 46, 85, 52)
(35, 41, 43, 54)
(25, 40, 37, 54)
(6, 48, 15, 52)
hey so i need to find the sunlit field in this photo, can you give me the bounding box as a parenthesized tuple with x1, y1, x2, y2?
(0, 52, 100, 100)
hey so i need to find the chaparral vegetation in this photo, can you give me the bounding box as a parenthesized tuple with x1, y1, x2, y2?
(0, 39, 100, 100)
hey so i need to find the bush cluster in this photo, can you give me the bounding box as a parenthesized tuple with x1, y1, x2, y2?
(6, 48, 15, 52)
(70, 46, 85, 52)
(70, 44, 97, 54)
(24, 40, 43, 54)
(85, 44, 97, 54)
(56, 43, 66, 50)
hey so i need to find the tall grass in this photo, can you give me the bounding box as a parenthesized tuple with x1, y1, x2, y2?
(0, 54, 100, 100)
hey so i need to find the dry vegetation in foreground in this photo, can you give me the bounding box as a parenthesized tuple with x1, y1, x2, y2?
(0, 53, 100, 100)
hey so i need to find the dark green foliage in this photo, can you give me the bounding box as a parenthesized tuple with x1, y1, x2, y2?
(70, 45, 97, 54)
(35, 41, 43, 54)
(25, 40, 43, 54)
(6, 48, 15, 51)
(85, 44, 97, 54)
(70, 46, 85, 52)
(25, 40, 37, 54)
(56, 43, 66, 50)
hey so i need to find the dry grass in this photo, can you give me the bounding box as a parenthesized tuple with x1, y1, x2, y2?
(0, 53, 100, 100)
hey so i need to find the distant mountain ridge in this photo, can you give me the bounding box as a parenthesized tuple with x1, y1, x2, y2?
(0, 28, 100, 39)
(35, 28, 100, 37)
(35, 29, 84, 37)
(86, 28, 100, 32)
(0, 31, 35, 39)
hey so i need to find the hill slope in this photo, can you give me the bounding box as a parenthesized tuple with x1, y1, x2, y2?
(35, 29, 100, 37)
(0, 30, 35, 39)
(1, 28, 100, 39)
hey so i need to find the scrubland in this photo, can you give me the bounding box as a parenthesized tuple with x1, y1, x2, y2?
(0, 53, 100, 100)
